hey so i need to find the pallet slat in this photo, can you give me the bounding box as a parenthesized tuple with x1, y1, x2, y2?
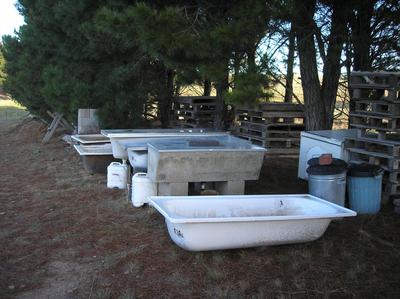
(348, 150, 399, 171)
(350, 113, 400, 132)
(354, 100, 400, 116)
(345, 137, 400, 157)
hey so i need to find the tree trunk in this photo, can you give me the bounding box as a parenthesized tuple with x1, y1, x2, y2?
(215, 68, 229, 130)
(351, 0, 375, 71)
(284, 24, 295, 103)
(160, 69, 174, 128)
(203, 79, 211, 96)
(321, 0, 349, 128)
(293, 0, 327, 130)
(247, 48, 256, 74)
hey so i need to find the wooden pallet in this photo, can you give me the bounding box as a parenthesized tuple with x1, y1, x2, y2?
(236, 127, 300, 140)
(350, 113, 400, 131)
(345, 137, 400, 157)
(355, 127, 400, 142)
(382, 181, 400, 197)
(348, 149, 400, 171)
(175, 110, 216, 116)
(350, 71, 400, 84)
(383, 170, 400, 184)
(264, 148, 300, 155)
(350, 72, 399, 101)
(237, 122, 303, 136)
(237, 114, 305, 125)
(174, 113, 216, 122)
(174, 103, 217, 111)
(169, 121, 208, 129)
(234, 132, 300, 148)
(235, 134, 299, 155)
(236, 109, 305, 118)
(354, 100, 400, 116)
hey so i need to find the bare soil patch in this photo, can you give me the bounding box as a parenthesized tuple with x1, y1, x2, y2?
(1, 118, 399, 298)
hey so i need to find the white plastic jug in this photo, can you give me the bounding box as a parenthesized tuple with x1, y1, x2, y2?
(131, 173, 157, 207)
(107, 162, 128, 189)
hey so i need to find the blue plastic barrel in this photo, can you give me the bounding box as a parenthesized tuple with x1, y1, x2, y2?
(347, 164, 383, 214)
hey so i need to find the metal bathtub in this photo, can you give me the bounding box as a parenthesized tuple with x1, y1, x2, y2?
(73, 143, 115, 174)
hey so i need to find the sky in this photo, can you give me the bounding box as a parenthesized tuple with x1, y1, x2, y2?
(0, 0, 24, 37)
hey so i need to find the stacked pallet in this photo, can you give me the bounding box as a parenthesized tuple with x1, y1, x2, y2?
(234, 102, 306, 155)
(170, 96, 221, 128)
(346, 71, 400, 202)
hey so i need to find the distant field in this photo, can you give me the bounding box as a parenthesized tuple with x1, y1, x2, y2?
(0, 99, 29, 120)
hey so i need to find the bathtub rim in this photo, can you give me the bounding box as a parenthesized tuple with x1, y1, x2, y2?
(149, 194, 357, 224)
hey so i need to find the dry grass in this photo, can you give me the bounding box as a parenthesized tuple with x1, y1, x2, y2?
(1, 119, 399, 298)
(0, 99, 28, 120)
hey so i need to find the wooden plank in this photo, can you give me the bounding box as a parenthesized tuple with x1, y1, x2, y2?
(347, 150, 399, 171)
(46, 111, 74, 132)
(350, 122, 400, 133)
(237, 121, 304, 133)
(175, 109, 215, 116)
(354, 100, 400, 116)
(237, 114, 305, 125)
(264, 148, 300, 155)
(235, 126, 301, 139)
(350, 112, 400, 119)
(345, 137, 400, 157)
(264, 123, 305, 130)
(356, 128, 400, 142)
(350, 83, 395, 90)
(351, 71, 400, 77)
(42, 112, 63, 143)
(236, 109, 305, 118)
(382, 181, 400, 196)
(350, 113, 400, 132)
(383, 171, 400, 184)
(234, 132, 300, 148)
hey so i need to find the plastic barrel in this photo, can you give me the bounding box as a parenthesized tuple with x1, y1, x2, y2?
(132, 173, 157, 207)
(347, 164, 383, 214)
(107, 162, 128, 189)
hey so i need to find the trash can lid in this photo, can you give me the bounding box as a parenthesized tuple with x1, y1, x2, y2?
(348, 163, 384, 177)
(307, 157, 347, 168)
(307, 157, 347, 175)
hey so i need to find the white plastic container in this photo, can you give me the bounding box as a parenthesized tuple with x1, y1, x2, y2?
(150, 194, 356, 251)
(107, 162, 128, 189)
(131, 173, 157, 207)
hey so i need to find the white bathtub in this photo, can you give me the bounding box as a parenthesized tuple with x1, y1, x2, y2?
(101, 129, 228, 160)
(71, 134, 110, 144)
(149, 194, 356, 251)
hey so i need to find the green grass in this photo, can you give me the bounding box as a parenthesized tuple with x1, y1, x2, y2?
(0, 99, 29, 120)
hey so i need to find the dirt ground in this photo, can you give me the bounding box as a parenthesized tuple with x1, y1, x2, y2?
(1, 118, 400, 299)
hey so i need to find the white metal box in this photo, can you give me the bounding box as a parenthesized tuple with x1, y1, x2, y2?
(298, 129, 357, 180)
